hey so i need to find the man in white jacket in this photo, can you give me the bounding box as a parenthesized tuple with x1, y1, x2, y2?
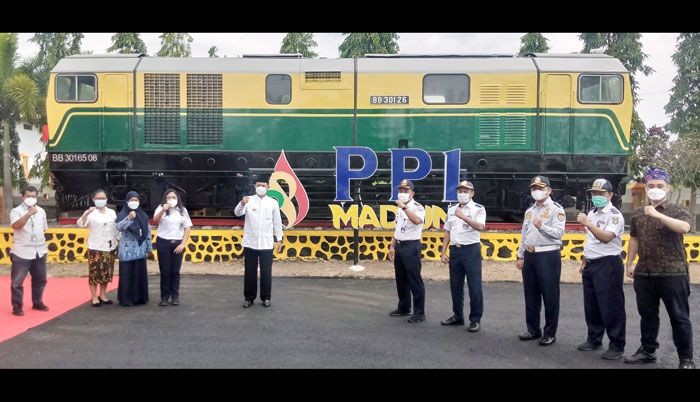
(234, 177, 283, 308)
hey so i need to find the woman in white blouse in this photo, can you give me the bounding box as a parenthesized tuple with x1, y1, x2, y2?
(77, 189, 118, 307)
(153, 189, 192, 307)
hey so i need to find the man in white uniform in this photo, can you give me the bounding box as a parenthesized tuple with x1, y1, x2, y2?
(440, 180, 486, 332)
(388, 180, 427, 323)
(234, 177, 283, 308)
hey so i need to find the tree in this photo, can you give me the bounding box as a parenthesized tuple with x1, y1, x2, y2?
(208, 46, 219, 58)
(579, 33, 653, 100)
(156, 33, 193, 57)
(664, 33, 700, 232)
(20, 33, 84, 193)
(580, 33, 654, 182)
(518, 33, 549, 56)
(338, 33, 399, 58)
(280, 33, 318, 58)
(1, 33, 40, 222)
(106, 33, 147, 54)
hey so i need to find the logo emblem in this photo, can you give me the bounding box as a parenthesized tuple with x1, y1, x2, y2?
(266, 150, 309, 229)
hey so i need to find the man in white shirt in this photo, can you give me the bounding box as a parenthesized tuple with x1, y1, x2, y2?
(575, 178, 626, 360)
(234, 177, 283, 308)
(440, 180, 486, 332)
(388, 180, 427, 323)
(9, 186, 49, 316)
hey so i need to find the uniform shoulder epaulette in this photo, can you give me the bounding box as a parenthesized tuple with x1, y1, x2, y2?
(553, 202, 563, 209)
(610, 207, 620, 214)
(474, 203, 484, 208)
(413, 202, 424, 209)
(588, 208, 596, 214)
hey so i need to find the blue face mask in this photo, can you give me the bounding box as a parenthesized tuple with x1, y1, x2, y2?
(591, 195, 609, 208)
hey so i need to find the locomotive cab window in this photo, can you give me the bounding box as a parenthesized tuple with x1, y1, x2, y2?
(266, 74, 292, 104)
(55, 74, 97, 103)
(578, 74, 623, 104)
(423, 74, 469, 104)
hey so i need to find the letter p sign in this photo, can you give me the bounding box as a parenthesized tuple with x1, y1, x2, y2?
(334, 146, 378, 202)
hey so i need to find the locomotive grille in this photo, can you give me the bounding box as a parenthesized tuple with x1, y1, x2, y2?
(480, 84, 501, 104)
(187, 74, 223, 145)
(504, 115, 528, 145)
(506, 84, 527, 104)
(144, 73, 181, 145)
(304, 71, 341, 82)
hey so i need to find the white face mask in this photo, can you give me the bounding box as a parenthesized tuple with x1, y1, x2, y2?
(457, 193, 471, 204)
(128, 201, 140, 210)
(167, 198, 178, 208)
(531, 190, 547, 201)
(23, 197, 37, 207)
(397, 193, 411, 203)
(94, 199, 107, 208)
(647, 188, 667, 202)
(256, 186, 267, 196)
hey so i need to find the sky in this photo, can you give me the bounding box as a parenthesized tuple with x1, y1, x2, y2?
(15, 32, 680, 130)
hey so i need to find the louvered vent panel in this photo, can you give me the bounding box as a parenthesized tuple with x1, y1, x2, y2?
(144, 73, 180, 145)
(480, 84, 501, 104)
(187, 74, 223, 145)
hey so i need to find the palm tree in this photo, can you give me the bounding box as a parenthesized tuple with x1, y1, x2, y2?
(1, 33, 40, 222)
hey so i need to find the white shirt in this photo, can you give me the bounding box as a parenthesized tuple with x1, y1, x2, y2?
(10, 203, 48, 259)
(154, 206, 193, 240)
(516, 197, 566, 258)
(393, 199, 426, 241)
(444, 200, 486, 246)
(234, 195, 283, 250)
(583, 203, 625, 260)
(77, 208, 118, 251)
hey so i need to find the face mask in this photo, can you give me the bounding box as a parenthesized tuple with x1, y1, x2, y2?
(256, 186, 267, 196)
(457, 193, 471, 204)
(167, 199, 178, 208)
(591, 195, 609, 208)
(94, 199, 107, 208)
(531, 190, 546, 201)
(24, 197, 37, 207)
(397, 193, 411, 203)
(128, 201, 140, 210)
(647, 188, 667, 202)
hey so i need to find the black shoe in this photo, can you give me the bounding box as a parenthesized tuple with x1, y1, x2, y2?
(519, 331, 542, 341)
(32, 303, 49, 311)
(262, 300, 271, 308)
(242, 300, 254, 308)
(98, 297, 113, 305)
(121, 302, 135, 307)
(624, 347, 657, 364)
(602, 348, 624, 360)
(389, 309, 411, 317)
(467, 322, 480, 332)
(441, 316, 465, 326)
(577, 341, 604, 351)
(171, 297, 179, 306)
(679, 359, 696, 369)
(158, 299, 169, 307)
(539, 336, 556, 346)
(12, 307, 24, 316)
(407, 314, 426, 323)
(91, 300, 102, 307)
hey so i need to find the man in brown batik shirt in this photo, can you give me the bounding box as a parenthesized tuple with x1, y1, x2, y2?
(624, 167, 694, 369)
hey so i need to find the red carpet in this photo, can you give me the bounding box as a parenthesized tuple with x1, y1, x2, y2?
(0, 275, 119, 343)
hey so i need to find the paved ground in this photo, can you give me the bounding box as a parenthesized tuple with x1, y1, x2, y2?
(2, 260, 699, 283)
(0, 276, 696, 368)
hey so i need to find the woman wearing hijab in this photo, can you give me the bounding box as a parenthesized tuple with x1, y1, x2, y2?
(116, 191, 152, 306)
(153, 189, 192, 306)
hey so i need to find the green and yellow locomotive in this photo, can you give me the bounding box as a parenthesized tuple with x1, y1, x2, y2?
(46, 53, 632, 221)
